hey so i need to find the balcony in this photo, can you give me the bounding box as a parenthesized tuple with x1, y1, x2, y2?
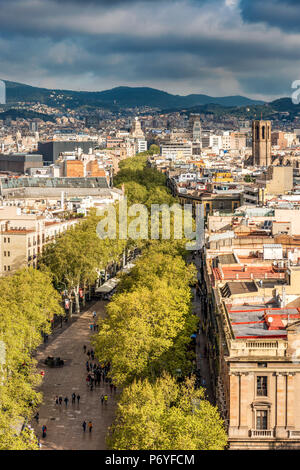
(250, 430, 274, 438)
(288, 431, 300, 439)
(230, 339, 287, 358)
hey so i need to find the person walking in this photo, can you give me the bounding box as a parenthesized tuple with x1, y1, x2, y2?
(58, 396, 62, 405)
(77, 394, 80, 404)
(109, 383, 113, 394)
(72, 393, 76, 404)
(82, 421, 86, 433)
(42, 425, 47, 438)
(93, 311, 97, 319)
(87, 350, 90, 358)
(83, 345, 87, 353)
(100, 394, 104, 405)
(104, 394, 108, 405)
(55, 395, 59, 405)
(64, 396, 69, 407)
(88, 421, 93, 433)
(34, 412, 39, 423)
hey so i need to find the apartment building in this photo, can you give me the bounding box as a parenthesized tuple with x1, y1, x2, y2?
(0, 206, 78, 275)
(161, 142, 192, 159)
(205, 262, 300, 449)
(203, 208, 300, 449)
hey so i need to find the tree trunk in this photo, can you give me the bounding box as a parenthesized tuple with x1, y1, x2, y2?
(74, 286, 80, 314)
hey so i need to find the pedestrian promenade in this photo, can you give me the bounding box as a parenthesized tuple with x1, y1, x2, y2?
(32, 301, 117, 450)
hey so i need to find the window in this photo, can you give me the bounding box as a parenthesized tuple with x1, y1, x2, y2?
(257, 376, 268, 396)
(258, 362, 267, 368)
(7, 251, 10, 257)
(7, 238, 10, 243)
(7, 266, 10, 271)
(3, 251, 6, 257)
(256, 410, 268, 430)
(3, 266, 6, 271)
(256, 125, 259, 140)
(4, 238, 6, 243)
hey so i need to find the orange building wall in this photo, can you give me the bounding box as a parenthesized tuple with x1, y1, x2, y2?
(65, 160, 84, 177)
(86, 160, 106, 177)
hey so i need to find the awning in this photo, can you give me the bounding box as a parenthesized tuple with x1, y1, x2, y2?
(95, 278, 120, 294)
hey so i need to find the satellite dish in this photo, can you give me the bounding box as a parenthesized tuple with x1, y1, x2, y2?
(268, 317, 273, 323)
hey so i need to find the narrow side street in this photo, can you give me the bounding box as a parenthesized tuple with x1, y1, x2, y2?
(32, 301, 117, 450)
(191, 253, 214, 404)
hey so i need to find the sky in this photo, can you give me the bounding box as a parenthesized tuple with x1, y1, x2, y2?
(0, 0, 300, 100)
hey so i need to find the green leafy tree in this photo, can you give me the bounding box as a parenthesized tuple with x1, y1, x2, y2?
(94, 247, 197, 385)
(108, 375, 228, 450)
(0, 268, 63, 450)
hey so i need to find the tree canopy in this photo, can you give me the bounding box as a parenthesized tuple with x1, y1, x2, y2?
(0, 268, 63, 449)
(108, 374, 228, 450)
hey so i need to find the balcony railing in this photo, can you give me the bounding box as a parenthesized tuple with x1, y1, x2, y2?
(250, 430, 274, 438)
(288, 431, 300, 438)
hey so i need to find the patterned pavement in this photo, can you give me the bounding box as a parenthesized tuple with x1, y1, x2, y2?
(32, 301, 117, 450)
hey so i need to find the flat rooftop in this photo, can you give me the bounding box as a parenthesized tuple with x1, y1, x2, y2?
(213, 265, 286, 282)
(228, 306, 300, 339)
(217, 253, 237, 265)
(221, 281, 258, 297)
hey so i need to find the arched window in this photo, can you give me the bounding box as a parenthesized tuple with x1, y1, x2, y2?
(256, 126, 259, 140)
(262, 126, 265, 140)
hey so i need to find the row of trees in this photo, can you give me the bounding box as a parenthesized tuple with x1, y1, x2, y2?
(93, 156, 228, 450)
(0, 268, 63, 449)
(41, 213, 128, 313)
(0, 154, 227, 450)
(94, 242, 198, 386)
(40, 154, 176, 313)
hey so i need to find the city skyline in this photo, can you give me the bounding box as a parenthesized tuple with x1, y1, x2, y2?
(0, 0, 299, 100)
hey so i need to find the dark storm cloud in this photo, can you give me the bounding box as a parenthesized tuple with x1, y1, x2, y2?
(240, 0, 300, 32)
(0, 0, 299, 98)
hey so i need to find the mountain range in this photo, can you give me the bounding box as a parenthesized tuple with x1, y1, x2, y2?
(1, 80, 264, 111)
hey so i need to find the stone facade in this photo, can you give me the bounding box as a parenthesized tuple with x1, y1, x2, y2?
(252, 120, 272, 167)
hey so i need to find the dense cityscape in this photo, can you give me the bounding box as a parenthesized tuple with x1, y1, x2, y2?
(1, 0, 300, 459)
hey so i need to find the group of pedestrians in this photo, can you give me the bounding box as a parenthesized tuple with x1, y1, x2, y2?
(82, 420, 93, 433)
(54, 394, 80, 406)
(38, 307, 115, 442)
(85, 364, 115, 392)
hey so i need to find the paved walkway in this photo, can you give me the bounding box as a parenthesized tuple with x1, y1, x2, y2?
(32, 301, 117, 450)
